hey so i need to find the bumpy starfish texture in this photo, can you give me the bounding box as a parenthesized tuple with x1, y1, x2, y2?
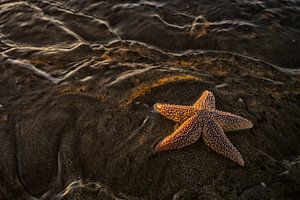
(154, 90, 253, 166)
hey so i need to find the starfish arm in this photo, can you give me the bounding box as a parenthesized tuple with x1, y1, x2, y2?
(213, 110, 253, 131)
(154, 103, 197, 123)
(155, 114, 203, 152)
(202, 118, 245, 166)
(193, 90, 216, 110)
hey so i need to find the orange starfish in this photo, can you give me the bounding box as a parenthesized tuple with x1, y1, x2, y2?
(154, 90, 253, 166)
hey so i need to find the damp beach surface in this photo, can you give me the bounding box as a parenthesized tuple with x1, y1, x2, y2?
(0, 0, 300, 199)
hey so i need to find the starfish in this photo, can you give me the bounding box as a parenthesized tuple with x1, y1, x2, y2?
(154, 90, 253, 166)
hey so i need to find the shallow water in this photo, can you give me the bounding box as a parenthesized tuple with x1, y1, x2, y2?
(1, 0, 299, 98)
(0, 0, 300, 199)
(1, 0, 300, 66)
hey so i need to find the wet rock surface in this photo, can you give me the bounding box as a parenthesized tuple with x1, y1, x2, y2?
(0, 43, 300, 199)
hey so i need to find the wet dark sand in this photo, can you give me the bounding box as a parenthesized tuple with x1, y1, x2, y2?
(1, 42, 300, 199)
(1, 0, 300, 199)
